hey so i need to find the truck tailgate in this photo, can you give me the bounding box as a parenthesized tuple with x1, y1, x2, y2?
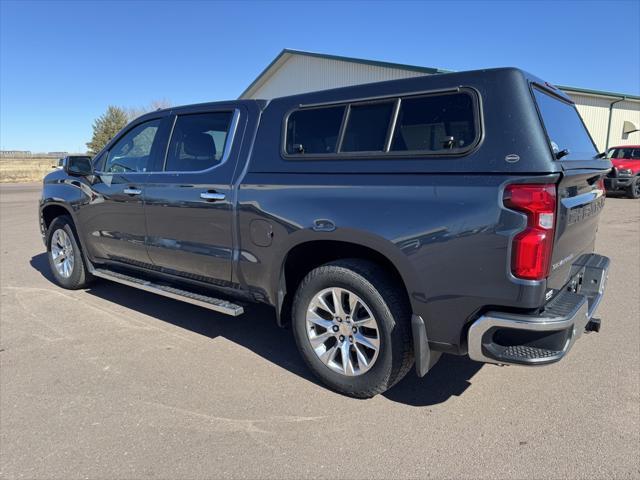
(547, 168, 608, 291)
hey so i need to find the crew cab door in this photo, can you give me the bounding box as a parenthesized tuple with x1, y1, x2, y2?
(143, 106, 244, 286)
(78, 114, 170, 266)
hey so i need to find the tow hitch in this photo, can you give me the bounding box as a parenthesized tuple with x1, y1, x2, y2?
(585, 317, 601, 333)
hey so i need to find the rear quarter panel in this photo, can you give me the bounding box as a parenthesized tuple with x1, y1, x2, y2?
(236, 172, 549, 351)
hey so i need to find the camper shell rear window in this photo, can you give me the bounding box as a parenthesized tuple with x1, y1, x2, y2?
(532, 86, 598, 161)
(283, 89, 480, 159)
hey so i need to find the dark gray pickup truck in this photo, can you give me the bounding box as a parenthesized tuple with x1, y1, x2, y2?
(39, 68, 611, 398)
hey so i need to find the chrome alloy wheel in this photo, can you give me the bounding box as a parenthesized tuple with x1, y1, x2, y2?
(50, 228, 75, 278)
(305, 287, 380, 376)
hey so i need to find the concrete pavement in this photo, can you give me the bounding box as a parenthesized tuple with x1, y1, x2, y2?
(1, 183, 638, 479)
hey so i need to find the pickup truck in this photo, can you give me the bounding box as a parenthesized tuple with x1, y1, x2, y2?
(604, 145, 640, 198)
(52, 155, 92, 171)
(39, 68, 611, 398)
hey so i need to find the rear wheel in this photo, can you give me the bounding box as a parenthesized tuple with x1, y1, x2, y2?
(627, 177, 640, 199)
(46, 215, 93, 289)
(291, 259, 413, 398)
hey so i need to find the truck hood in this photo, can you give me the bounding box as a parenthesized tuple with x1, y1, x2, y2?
(611, 159, 640, 174)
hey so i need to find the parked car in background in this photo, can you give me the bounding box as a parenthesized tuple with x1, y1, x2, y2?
(39, 68, 610, 398)
(605, 145, 640, 198)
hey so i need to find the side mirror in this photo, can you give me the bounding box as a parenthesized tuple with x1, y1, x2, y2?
(65, 157, 93, 176)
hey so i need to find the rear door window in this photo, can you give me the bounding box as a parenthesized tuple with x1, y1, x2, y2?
(533, 88, 598, 160)
(164, 112, 233, 172)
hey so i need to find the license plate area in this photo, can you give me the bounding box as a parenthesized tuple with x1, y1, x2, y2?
(565, 254, 609, 317)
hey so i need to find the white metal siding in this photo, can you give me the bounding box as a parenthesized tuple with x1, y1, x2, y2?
(569, 94, 640, 151)
(247, 55, 428, 100)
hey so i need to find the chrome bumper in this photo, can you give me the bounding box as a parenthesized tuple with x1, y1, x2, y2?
(468, 254, 609, 365)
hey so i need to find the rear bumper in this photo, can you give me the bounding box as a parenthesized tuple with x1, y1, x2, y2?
(604, 177, 633, 191)
(468, 254, 609, 365)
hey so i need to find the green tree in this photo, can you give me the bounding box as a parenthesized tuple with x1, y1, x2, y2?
(85, 106, 128, 155)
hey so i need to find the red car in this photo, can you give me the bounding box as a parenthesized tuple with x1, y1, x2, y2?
(605, 145, 640, 198)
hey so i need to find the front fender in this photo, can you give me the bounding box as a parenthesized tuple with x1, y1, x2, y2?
(40, 173, 94, 248)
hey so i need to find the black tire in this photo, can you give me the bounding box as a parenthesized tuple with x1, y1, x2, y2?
(627, 177, 640, 199)
(46, 215, 93, 289)
(291, 259, 414, 398)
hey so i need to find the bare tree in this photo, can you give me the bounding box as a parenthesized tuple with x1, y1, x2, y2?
(126, 99, 172, 121)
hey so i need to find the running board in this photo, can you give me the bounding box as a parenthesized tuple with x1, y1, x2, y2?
(90, 268, 244, 316)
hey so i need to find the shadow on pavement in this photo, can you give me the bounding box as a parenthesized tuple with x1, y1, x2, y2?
(30, 251, 56, 283)
(604, 193, 634, 200)
(382, 354, 482, 406)
(31, 252, 483, 406)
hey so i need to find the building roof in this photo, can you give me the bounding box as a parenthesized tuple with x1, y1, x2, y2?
(240, 48, 640, 101)
(553, 84, 640, 101)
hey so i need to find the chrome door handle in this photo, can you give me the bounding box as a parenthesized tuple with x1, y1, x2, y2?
(123, 188, 142, 195)
(200, 192, 226, 201)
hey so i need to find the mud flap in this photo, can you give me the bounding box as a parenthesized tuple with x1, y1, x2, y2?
(411, 314, 441, 377)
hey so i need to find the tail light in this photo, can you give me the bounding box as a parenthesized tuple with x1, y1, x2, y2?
(503, 184, 557, 280)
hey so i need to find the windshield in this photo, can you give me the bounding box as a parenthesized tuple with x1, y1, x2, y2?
(607, 147, 640, 159)
(533, 88, 598, 161)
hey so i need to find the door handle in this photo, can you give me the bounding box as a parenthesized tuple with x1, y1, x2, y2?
(124, 188, 142, 195)
(200, 192, 226, 201)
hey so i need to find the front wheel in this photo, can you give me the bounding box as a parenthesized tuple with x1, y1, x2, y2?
(627, 177, 640, 199)
(46, 215, 93, 289)
(291, 259, 414, 398)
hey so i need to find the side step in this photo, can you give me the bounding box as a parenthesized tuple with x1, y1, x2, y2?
(91, 268, 244, 316)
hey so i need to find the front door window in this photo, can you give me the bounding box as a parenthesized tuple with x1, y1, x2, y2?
(105, 119, 162, 173)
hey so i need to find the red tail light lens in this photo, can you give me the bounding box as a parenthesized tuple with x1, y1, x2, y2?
(504, 184, 557, 280)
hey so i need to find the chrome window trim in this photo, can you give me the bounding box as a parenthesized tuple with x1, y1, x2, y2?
(94, 109, 241, 176)
(160, 108, 241, 175)
(281, 87, 482, 160)
(384, 99, 402, 152)
(339, 99, 397, 154)
(161, 114, 178, 172)
(335, 105, 351, 153)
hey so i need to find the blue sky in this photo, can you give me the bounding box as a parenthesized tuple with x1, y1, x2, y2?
(1, 0, 639, 152)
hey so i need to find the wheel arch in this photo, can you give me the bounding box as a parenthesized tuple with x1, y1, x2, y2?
(41, 202, 74, 232)
(40, 200, 91, 265)
(274, 234, 419, 327)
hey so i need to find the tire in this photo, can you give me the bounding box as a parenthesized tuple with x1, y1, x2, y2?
(46, 215, 93, 289)
(627, 177, 640, 199)
(291, 259, 414, 398)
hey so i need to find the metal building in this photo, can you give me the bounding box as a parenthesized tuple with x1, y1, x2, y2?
(240, 49, 640, 152)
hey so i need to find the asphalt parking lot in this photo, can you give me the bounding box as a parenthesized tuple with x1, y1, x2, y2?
(0, 182, 638, 479)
